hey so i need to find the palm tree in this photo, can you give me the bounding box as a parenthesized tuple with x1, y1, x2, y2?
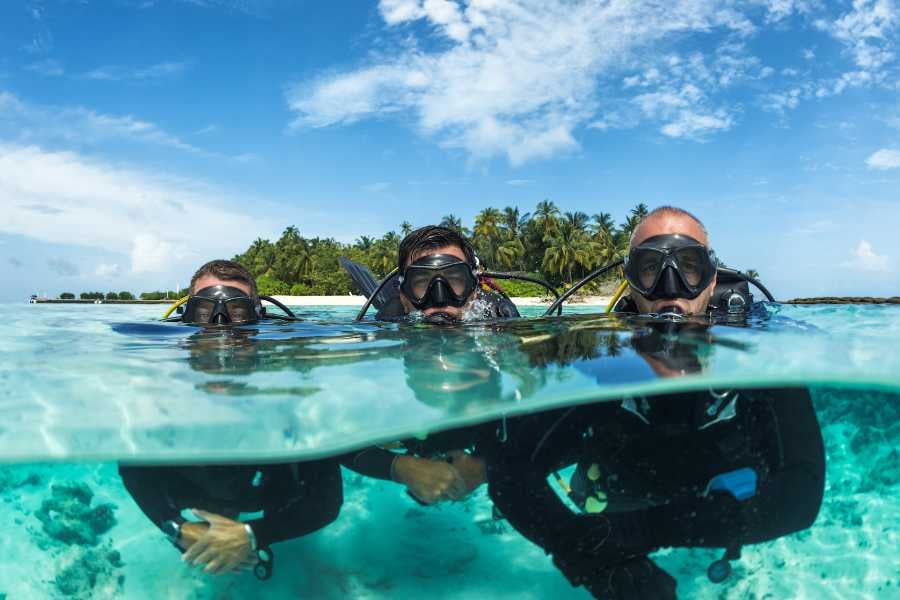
(533, 200, 560, 239)
(496, 237, 525, 270)
(501, 206, 530, 237)
(355, 236, 374, 252)
(440, 214, 470, 236)
(473, 207, 502, 266)
(591, 212, 615, 241)
(542, 221, 600, 284)
(745, 269, 760, 280)
(400, 221, 413, 236)
(564, 211, 590, 233)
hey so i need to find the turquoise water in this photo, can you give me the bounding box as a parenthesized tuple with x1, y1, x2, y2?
(0, 303, 898, 598)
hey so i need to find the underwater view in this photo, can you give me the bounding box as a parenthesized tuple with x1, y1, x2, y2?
(1, 303, 897, 599)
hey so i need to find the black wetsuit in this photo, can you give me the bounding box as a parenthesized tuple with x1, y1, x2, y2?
(374, 288, 520, 321)
(119, 459, 343, 550)
(486, 387, 825, 599)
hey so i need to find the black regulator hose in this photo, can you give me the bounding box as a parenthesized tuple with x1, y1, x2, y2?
(259, 295, 299, 320)
(355, 268, 399, 321)
(482, 272, 563, 316)
(741, 274, 775, 302)
(543, 259, 625, 317)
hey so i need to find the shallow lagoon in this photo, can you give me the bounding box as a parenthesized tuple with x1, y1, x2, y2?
(0, 303, 897, 598)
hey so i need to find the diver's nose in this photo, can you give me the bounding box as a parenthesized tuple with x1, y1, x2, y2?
(430, 280, 450, 306)
(654, 266, 684, 299)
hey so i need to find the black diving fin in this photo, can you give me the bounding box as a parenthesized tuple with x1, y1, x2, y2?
(339, 257, 400, 311)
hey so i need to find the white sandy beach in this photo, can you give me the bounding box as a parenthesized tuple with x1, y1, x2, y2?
(268, 295, 612, 307)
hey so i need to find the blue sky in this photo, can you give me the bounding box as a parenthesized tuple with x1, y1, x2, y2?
(1, 0, 899, 301)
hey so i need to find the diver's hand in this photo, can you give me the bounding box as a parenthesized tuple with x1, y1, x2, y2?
(447, 450, 486, 495)
(181, 509, 252, 575)
(392, 455, 467, 503)
(176, 521, 209, 551)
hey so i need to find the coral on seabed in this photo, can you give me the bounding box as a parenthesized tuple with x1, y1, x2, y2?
(35, 482, 117, 546)
(28, 481, 125, 598)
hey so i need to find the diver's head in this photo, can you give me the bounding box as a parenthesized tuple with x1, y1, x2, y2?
(398, 226, 479, 322)
(626, 207, 717, 317)
(183, 259, 261, 325)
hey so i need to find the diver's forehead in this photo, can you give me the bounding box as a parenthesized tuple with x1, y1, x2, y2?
(631, 214, 709, 248)
(192, 274, 252, 296)
(407, 244, 467, 266)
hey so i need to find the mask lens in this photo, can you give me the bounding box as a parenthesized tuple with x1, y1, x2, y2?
(405, 269, 435, 301)
(225, 298, 254, 323)
(192, 299, 216, 323)
(674, 247, 708, 287)
(441, 264, 473, 297)
(632, 249, 664, 290)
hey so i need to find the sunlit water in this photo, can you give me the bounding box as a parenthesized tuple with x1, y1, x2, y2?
(0, 303, 897, 598)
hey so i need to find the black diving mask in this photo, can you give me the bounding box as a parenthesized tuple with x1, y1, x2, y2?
(399, 254, 478, 310)
(182, 285, 259, 325)
(624, 234, 717, 301)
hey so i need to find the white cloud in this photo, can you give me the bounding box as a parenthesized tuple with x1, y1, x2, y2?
(0, 90, 203, 154)
(287, 0, 760, 164)
(361, 181, 391, 193)
(841, 240, 890, 272)
(0, 144, 274, 276)
(83, 62, 189, 82)
(25, 59, 64, 77)
(827, 0, 898, 70)
(505, 179, 533, 186)
(866, 148, 900, 169)
(95, 263, 121, 278)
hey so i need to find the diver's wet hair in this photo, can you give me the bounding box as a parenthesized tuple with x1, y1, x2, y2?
(190, 259, 258, 301)
(398, 226, 478, 270)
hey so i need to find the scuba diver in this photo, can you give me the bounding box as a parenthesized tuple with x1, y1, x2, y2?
(160, 259, 299, 325)
(344, 225, 560, 322)
(120, 259, 341, 579)
(338, 225, 562, 502)
(486, 207, 825, 599)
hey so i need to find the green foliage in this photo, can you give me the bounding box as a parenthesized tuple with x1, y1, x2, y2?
(117, 291, 135, 300)
(256, 274, 290, 296)
(138, 290, 187, 300)
(492, 278, 549, 298)
(80, 292, 104, 300)
(105, 292, 119, 300)
(59, 293, 75, 300)
(227, 202, 651, 295)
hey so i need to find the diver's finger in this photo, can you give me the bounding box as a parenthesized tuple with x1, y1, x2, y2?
(204, 559, 223, 574)
(191, 546, 219, 567)
(446, 470, 468, 499)
(182, 537, 210, 563)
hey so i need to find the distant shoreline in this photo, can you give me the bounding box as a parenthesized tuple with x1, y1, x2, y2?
(29, 295, 900, 307)
(29, 299, 174, 304)
(27, 295, 612, 306)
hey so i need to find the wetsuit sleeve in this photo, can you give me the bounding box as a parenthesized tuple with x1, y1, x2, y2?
(339, 446, 398, 481)
(118, 465, 182, 531)
(247, 459, 344, 547)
